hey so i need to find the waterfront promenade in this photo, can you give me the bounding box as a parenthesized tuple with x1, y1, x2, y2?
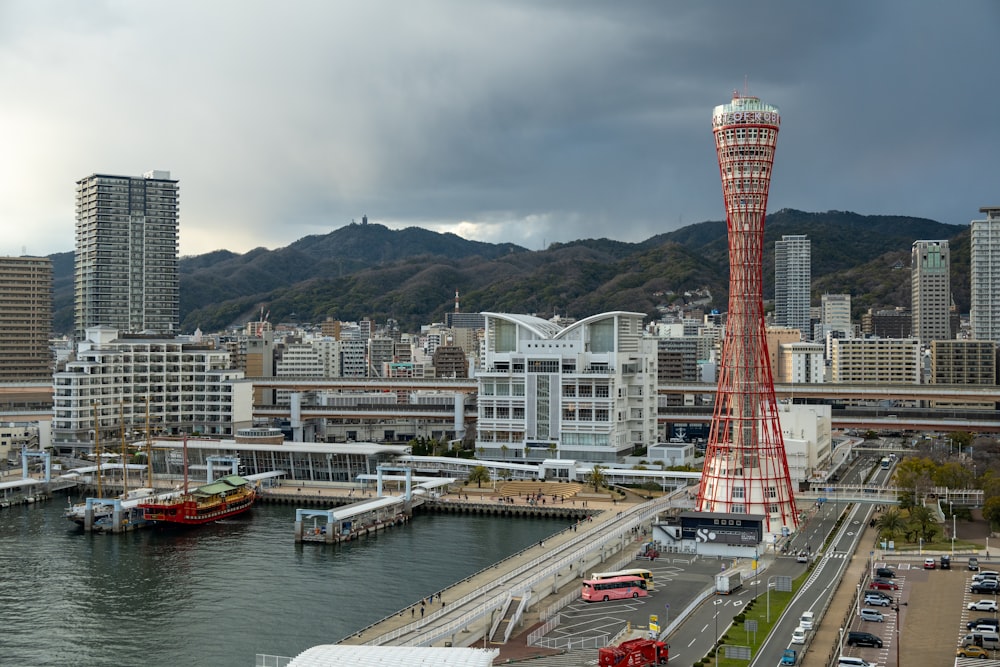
(324, 482, 661, 661)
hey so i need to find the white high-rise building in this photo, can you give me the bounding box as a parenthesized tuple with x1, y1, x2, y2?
(52, 327, 250, 454)
(911, 240, 952, 344)
(74, 171, 179, 338)
(774, 235, 811, 337)
(971, 207, 1000, 344)
(477, 311, 657, 462)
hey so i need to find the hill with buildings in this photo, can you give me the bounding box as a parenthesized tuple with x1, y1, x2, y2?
(49, 209, 967, 335)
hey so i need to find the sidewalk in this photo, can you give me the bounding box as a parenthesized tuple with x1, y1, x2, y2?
(801, 523, 879, 667)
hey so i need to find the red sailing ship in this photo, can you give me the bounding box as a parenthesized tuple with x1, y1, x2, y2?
(138, 474, 258, 525)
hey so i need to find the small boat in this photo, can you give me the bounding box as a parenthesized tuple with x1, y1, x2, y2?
(138, 475, 258, 526)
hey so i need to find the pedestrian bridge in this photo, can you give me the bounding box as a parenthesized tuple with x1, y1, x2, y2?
(798, 485, 983, 507)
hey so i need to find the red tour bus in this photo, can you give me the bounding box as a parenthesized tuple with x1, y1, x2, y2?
(581, 575, 649, 602)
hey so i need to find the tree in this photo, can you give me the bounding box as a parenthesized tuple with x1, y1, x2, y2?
(907, 505, 936, 542)
(467, 465, 491, 488)
(547, 443, 558, 460)
(876, 508, 905, 540)
(894, 457, 937, 499)
(476, 447, 485, 460)
(500, 444, 510, 462)
(984, 496, 1000, 529)
(932, 461, 974, 490)
(585, 464, 607, 493)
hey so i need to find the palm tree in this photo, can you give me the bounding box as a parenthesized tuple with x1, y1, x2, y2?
(547, 443, 558, 460)
(467, 465, 491, 488)
(908, 505, 936, 542)
(585, 464, 606, 493)
(876, 508, 905, 540)
(500, 444, 509, 462)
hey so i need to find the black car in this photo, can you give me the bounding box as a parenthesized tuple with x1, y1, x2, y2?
(875, 567, 896, 578)
(847, 631, 884, 648)
(970, 557, 981, 571)
(941, 554, 951, 569)
(969, 616, 1000, 630)
(971, 580, 1000, 594)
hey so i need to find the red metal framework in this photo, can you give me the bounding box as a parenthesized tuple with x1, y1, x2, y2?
(695, 92, 798, 536)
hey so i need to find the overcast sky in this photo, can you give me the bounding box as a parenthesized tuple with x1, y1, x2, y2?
(1, 2, 997, 258)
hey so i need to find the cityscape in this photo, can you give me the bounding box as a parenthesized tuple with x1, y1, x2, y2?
(1, 103, 998, 667)
(2, 4, 1000, 667)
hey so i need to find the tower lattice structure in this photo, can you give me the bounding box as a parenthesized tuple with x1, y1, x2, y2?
(696, 92, 798, 536)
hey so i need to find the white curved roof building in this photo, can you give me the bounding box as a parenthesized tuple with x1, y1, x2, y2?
(478, 311, 658, 463)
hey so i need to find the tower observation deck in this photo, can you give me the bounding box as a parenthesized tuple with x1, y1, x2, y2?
(695, 92, 797, 537)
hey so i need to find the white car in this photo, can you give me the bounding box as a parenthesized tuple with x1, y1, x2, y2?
(859, 608, 884, 623)
(969, 599, 999, 612)
(791, 626, 807, 644)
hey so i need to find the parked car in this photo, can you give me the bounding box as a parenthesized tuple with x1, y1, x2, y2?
(968, 616, 998, 630)
(970, 557, 981, 571)
(838, 657, 874, 667)
(958, 645, 990, 659)
(969, 599, 999, 612)
(941, 554, 951, 569)
(846, 631, 883, 648)
(923, 558, 936, 569)
(869, 578, 898, 591)
(859, 608, 884, 623)
(971, 580, 1000, 594)
(875, 567, 895, 578)
(863, 593, 891, 607)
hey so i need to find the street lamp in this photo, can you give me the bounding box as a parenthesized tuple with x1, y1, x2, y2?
(856, 583, 861, 618)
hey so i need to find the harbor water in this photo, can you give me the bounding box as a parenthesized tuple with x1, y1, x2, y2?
(0, 496, 565, 666)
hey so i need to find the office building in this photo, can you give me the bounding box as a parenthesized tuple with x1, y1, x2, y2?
(477, 311, 657, 462)
(74, 171, 179, 338)
(0, 256, 52, 382)
(774, 235, 811, 337)
(861, 307, 912, 339)
(698, 92, 797, 535)
(971, 207, 1000, 344)
(911, 240, 952, 344)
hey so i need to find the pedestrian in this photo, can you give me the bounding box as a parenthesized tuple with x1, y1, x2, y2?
(411, 608, 415, 617)
(420, 606, 425, 618)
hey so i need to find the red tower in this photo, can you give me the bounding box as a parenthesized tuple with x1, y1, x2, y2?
(695, 92, 798, 537)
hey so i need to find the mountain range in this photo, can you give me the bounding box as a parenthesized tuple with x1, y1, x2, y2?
(49, 209, 969, 336)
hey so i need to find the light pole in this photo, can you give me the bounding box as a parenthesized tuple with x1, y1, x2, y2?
(856, 584, 861, 618)
(714, 609, 719, 666)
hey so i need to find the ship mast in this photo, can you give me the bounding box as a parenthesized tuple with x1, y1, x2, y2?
(145, 396, 154, 489)
(182, 434, 189, 494)
(93, 401, 102, 499)
(119, 399, 129, 497)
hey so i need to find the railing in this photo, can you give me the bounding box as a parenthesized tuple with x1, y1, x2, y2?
(526, 614, 561, 645)
(254, 655, 291, 667)
(531, 629, 620, 651)
(396, 494, 681, 647)
(488, 592, 512, 641)
(504, 592, 532, 643)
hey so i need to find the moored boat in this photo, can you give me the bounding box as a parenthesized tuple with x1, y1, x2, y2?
(138, 475, 258, 525)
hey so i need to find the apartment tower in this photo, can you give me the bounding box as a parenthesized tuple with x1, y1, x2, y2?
(74, 171, 179, 338)
(0, 256, 52, 382)
(774, 234, 811, 337)
(696, 92, 798, 536)
(911, 240, 951, 345)
(971, 207, 1000, 344)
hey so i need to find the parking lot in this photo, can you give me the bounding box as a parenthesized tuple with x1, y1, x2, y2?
(835, 556, 1000, 666)
(550, 557, 725, 645)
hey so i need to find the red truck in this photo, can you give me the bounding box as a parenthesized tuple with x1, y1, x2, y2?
(598, 638, 670, 666)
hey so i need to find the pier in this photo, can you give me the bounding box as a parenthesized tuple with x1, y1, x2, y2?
(336, 487, 684, 656)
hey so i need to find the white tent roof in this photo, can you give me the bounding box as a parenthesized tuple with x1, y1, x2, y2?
(286, 645, 499, 667)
